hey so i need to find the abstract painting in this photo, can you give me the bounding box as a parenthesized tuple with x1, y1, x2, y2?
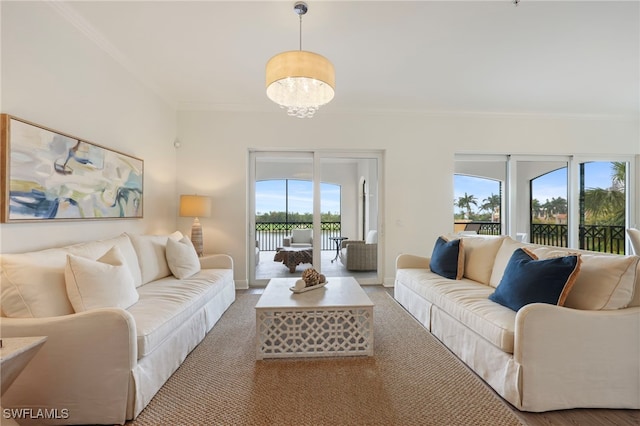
(1, 115, 143, 222)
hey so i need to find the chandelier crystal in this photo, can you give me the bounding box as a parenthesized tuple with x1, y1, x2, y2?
(266, 2, 335, 118)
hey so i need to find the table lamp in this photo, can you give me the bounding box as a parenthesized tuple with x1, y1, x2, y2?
(179, 195, 212, 257)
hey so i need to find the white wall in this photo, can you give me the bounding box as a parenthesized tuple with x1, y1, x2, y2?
(2, 1, 637, 284)
(177, 110, 639, 286)
(0, 2, 178, 253)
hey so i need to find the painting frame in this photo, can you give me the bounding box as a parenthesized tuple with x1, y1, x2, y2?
(1, 114, 144, 222)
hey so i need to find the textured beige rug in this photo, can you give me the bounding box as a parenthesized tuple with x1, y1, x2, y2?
(128, 291, 523, 426)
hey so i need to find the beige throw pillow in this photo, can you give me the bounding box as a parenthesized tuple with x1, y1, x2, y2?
(166, 237, 201, 279)
(128, 231, 183, 285)
(65, 245, 139, 312)
(460, 235, 506, 285)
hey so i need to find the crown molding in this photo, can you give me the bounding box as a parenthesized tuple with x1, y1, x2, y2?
(177, 101, 638, 122)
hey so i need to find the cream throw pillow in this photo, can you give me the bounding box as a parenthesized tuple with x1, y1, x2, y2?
(531, 246, 638, 310)
(166, 237, 201, 279)
(128, 231, 183, 285)
(459, 235, 506, 285)
(65, 245, 139, 312)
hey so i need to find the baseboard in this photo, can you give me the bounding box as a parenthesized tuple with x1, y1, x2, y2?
(383, 277, 395, 287)
(235, 280, 249, 290)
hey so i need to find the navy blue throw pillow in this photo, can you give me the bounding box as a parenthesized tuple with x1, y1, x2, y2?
(430, 237, 464, 280)
(488, 248, 581, 312)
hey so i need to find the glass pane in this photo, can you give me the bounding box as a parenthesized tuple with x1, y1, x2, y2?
(453, 175, 502, 235)
(320, 157, 379, 283)
(529, 163, 568, 247)
(580, 161, 627, 254)
(254, 155, 314, 281)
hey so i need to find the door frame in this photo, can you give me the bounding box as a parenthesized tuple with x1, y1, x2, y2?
(248, 149, 384, 287)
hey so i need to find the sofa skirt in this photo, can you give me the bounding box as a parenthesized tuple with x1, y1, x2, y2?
(394, 281, 522, 410)
(128, 278, 236, 420)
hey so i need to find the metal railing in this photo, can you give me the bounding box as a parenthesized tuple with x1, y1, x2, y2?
(456, 222, 627, 254)
(530, 223, 626, 254)
(255, 222, 342, 251)
(530, 223, 568, 247)
(454, 221, 501, 235)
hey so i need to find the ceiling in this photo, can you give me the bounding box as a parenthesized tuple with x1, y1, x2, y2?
(54, 1, 639, 119)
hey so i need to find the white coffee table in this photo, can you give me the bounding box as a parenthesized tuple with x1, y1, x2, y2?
(255, 277, 374, 360)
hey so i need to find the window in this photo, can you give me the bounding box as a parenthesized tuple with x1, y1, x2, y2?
(579, 161, 627, 254)
(455, 154, 636, 255)
(530, 167, 568, 247)
(255, 179, 341, 251)
(453, 174, 502, 235)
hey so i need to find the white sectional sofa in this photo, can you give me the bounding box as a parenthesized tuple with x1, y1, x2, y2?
(395, 234, 640, 412)
(0, 232, 235, 425)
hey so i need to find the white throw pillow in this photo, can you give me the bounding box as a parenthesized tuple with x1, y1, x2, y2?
(166, 237, 201, 279)
(128, 231, 183, 285)
(65, 245, 139, 312)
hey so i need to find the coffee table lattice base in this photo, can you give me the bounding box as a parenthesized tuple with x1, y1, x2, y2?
(256, 308, 373, 359)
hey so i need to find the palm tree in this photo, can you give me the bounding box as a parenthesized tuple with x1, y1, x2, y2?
(583, 162, 626, 225)
(531, 198, 542, 220)
(611, 161, 626, 190)
(456, 193, 478, 220)
(541, 199, 553, 220)
(584, 188, 625, 224)
(550, 197, 567, 216)
(480, 194, 501, 222)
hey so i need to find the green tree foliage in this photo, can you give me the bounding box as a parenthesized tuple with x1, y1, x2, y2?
(455, 192, 478, 219)
(256, 211, 341, 223)
(583, 162, 626, 226)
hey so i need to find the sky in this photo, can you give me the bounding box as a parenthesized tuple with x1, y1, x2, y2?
(256, 180, 341, 214)
(453, 161, 620, 211)
(255, 162, 620, 215)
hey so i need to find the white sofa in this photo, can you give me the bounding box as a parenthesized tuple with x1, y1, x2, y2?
(0, 232, 235, 425)
(395, 234, 640, 412)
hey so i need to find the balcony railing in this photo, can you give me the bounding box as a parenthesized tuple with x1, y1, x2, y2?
(530, 223, 627, 254)
(454, 221, 501, 235)
(255, 222, 342, 251)
(456, 222, 627, 254)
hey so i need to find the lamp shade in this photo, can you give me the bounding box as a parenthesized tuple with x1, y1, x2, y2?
(266, 50, 335, 118)
(179, 195, 211, 218)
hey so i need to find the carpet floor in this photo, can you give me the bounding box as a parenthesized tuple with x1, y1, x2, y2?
(127, 291, 524, 426)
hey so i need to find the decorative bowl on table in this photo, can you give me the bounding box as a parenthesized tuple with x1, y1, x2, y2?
(289, 268, 327, 293)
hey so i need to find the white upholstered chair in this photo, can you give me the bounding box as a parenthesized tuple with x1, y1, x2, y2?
(283, 228, 313, 248)
(627, 228, 640, 255)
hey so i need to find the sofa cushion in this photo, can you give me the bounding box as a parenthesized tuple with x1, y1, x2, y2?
(430, 236, 464, 280)
(65, 245, 139, 312)
(1, 233, 140, 318)
(128, 231, 183, 285)
(128, 269, 232, 359)
(365, 230, 378, 244)
(66, 234, 142, 287)
(459, 235, 506, 285)
(396, 269, 516, 353)
(531, 246, 638, 310)
(489, 248, 581, 312)
(166, 237, 201, 279)
(489, 237, 527, 288)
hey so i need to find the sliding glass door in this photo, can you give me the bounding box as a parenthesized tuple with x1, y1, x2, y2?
(249, 150, 383, 287)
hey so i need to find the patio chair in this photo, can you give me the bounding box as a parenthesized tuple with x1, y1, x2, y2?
(463, 222, 482, 233)
(339, 230, 378, 271)
(627, 228, 640, 255)
(283, 228, 313, 248)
